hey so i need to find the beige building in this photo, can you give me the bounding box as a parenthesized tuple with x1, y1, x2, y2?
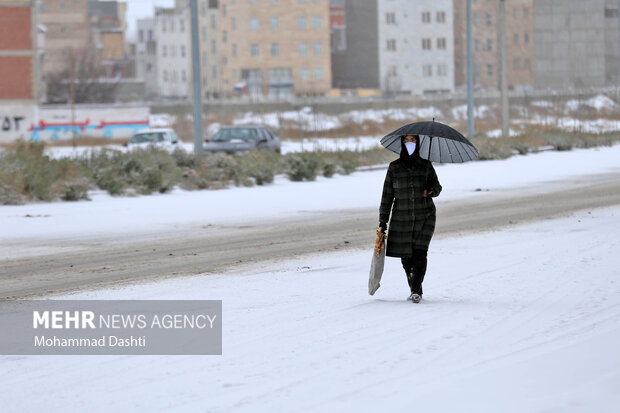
(214, 0, 332, 99)
(453, 0, 533, 91)
(39, 0, 91, 75)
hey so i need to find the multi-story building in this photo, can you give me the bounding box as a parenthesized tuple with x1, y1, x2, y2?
(332, 0, 453, 95)
(197, 0, 220, 99)
(379, 0, 454, 95)
(534, 0, 617, 89)
(0, 0, 39, 101)
(39, 0, 90, 76)
(136, 18, 158, 98)
(453, 0, 534, 91)
(154, 6, 191, 99)
(218, 0, 332, 99)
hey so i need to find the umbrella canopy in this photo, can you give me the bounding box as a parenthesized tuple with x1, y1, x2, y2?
(380, 121, 479, 163)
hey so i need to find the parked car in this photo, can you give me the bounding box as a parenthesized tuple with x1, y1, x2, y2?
(126, 128, 181, 149)
(204, 125, 281, 154)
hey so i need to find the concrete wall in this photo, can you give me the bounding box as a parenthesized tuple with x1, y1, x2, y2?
(0, 104, 150, 143)
(534, 0, 607, 89)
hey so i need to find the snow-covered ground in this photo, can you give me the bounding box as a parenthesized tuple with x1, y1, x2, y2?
(2, 146, 620, 412)
(1, 207, 619, 412)
(4, 145, 620, 247)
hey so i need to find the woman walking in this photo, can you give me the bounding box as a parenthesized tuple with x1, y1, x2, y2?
(379, 135, 442, 303)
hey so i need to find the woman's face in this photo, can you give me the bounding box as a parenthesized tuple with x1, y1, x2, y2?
(404, 135, 417, 143)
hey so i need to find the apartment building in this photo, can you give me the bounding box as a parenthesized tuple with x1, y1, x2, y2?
(197, 0, 220, 99)
(453, 0, 534, 91)
(155, 6, 192, 99)
(379, 0, 454, 95)
(217, 0, 332, 99)
(136, 18, 158, 98)
(39, 0, 90, 76)
(534, 0, 617, 89)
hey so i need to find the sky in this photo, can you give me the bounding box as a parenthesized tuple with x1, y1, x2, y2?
(124, 0, 174, 41)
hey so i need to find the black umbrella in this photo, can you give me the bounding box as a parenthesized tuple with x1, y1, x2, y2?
(380, 120, 479, 163)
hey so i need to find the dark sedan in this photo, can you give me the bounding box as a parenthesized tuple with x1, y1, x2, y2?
(204, 125, 281, 154)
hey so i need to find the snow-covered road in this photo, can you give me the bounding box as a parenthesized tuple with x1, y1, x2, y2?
(1, 207, 619, 412)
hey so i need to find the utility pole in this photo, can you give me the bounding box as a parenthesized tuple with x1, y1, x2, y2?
(499, 0, 509, 137)
(189, 0, 204, 155)
(466, 0, 475, 139)
(618, 0, 620, 87)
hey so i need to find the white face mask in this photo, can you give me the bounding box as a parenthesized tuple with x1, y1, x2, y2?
(405, 141, 416, 155)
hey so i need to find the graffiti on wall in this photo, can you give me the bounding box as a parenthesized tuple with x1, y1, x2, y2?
(28, 119, 150, 141)
(1, 115, 26, 132)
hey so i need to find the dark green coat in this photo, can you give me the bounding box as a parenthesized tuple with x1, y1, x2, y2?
(379, 157, 442, 257)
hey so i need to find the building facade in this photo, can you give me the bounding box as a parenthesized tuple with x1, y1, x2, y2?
(378, 0, 454, 95)
(39, 0, 90, 76)
(534, 0, 619, 89)
(155, 6, 192, 99)
(453, 0, 534, 91)
(217, 0, 332, 99)
(136, 18, 158, 98)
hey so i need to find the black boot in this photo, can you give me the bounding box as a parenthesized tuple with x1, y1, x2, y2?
(401, 258, 415, 300)
(410, 249, 428, 297)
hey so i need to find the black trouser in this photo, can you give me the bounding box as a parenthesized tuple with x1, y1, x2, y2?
(401, 249, 428, 295)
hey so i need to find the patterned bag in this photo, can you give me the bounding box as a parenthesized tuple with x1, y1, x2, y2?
(368, 229, 386, 295)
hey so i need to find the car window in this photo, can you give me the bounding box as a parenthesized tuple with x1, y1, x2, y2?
(130, 132, 165, 143)
(212, 128, 258, 142)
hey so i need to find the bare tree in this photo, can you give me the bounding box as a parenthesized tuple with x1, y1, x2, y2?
(46, 48, 119, 104)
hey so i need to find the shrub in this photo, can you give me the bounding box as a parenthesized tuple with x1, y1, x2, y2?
(284, 153, 320, 181)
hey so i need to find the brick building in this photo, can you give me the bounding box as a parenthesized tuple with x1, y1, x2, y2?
(0, 0, 38, 101)
(453, 0, 534, 91)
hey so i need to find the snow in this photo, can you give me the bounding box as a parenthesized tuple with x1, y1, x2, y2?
(3, 145, 620, 412)
(485, 128, 519, 138)
(4, 144, 620, 250)
(566, 94, 618, 112)
(451, 104, 491, 120)
(1, 206, 619, 412)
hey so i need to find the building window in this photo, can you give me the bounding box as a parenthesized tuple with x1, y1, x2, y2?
(437, 64, 447, 76)
(314, 67, 323, 79)
(487, 38, 493, 51)
(271, 17, 279, 29)
(180, 19, 185, 32)
(181, 45, 186, 57)
(211, 14, 216, 29)
(386, 13, 396, 24)
(437, 38, 446, 49)
(232, 44, 237, 56)
(300, 67, 308, 80)
(299, 42, 307, 55)
(299, 16, 307, 29)
(163, 70, 168, 82)
(162, 19, 167, 32)
(271, 0, 277, 3)
(314, 42, 322, 55)
(514, 34, 519, 44)
(212, 66, 217, 80)
(523, 8, 529, 18)
(524, 59, 530, 69)
(162, 45, 168, 57)
(514, 58, 520, 70)
(249, 0, 257, 3)
(271, 43, 279, 56)
(436, 11, 446, 23)
(222, 4, 227, 16)
(201, 1, 206, 16)
(251, 43, 259, 56)
(232, 17, 236, 30)
(202, 52, 207, 65)
(201, 26, 207, 41)
(524, 32, 529, 44)
(475, 64, 480, 77)
(474, 14, 479, 26)
(474, 39, 480, 51)
(139, 30, 144, 42)
(170, 45, 176, 57)
(170, 19, 175, 32)
(387, 39, 396, 51)
(514, 8, 519, 18)
(211, 40, 217, 53)
(422, 11, 430, 23)
(313, 16, 321, 29)
(250, 17, 259, 30)
(423, 64, 432, 77)
(223, 31, 227, 43)
(182, 70, 187, 82)
(487, 64, 493, 76)
(60, 26, 66, 34)
(486, 13, 492, 26)
(422, 38, 431, 50)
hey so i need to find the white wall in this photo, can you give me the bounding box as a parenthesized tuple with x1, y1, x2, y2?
(156, 10, 192, 99)
(0, 104, 150, 143)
